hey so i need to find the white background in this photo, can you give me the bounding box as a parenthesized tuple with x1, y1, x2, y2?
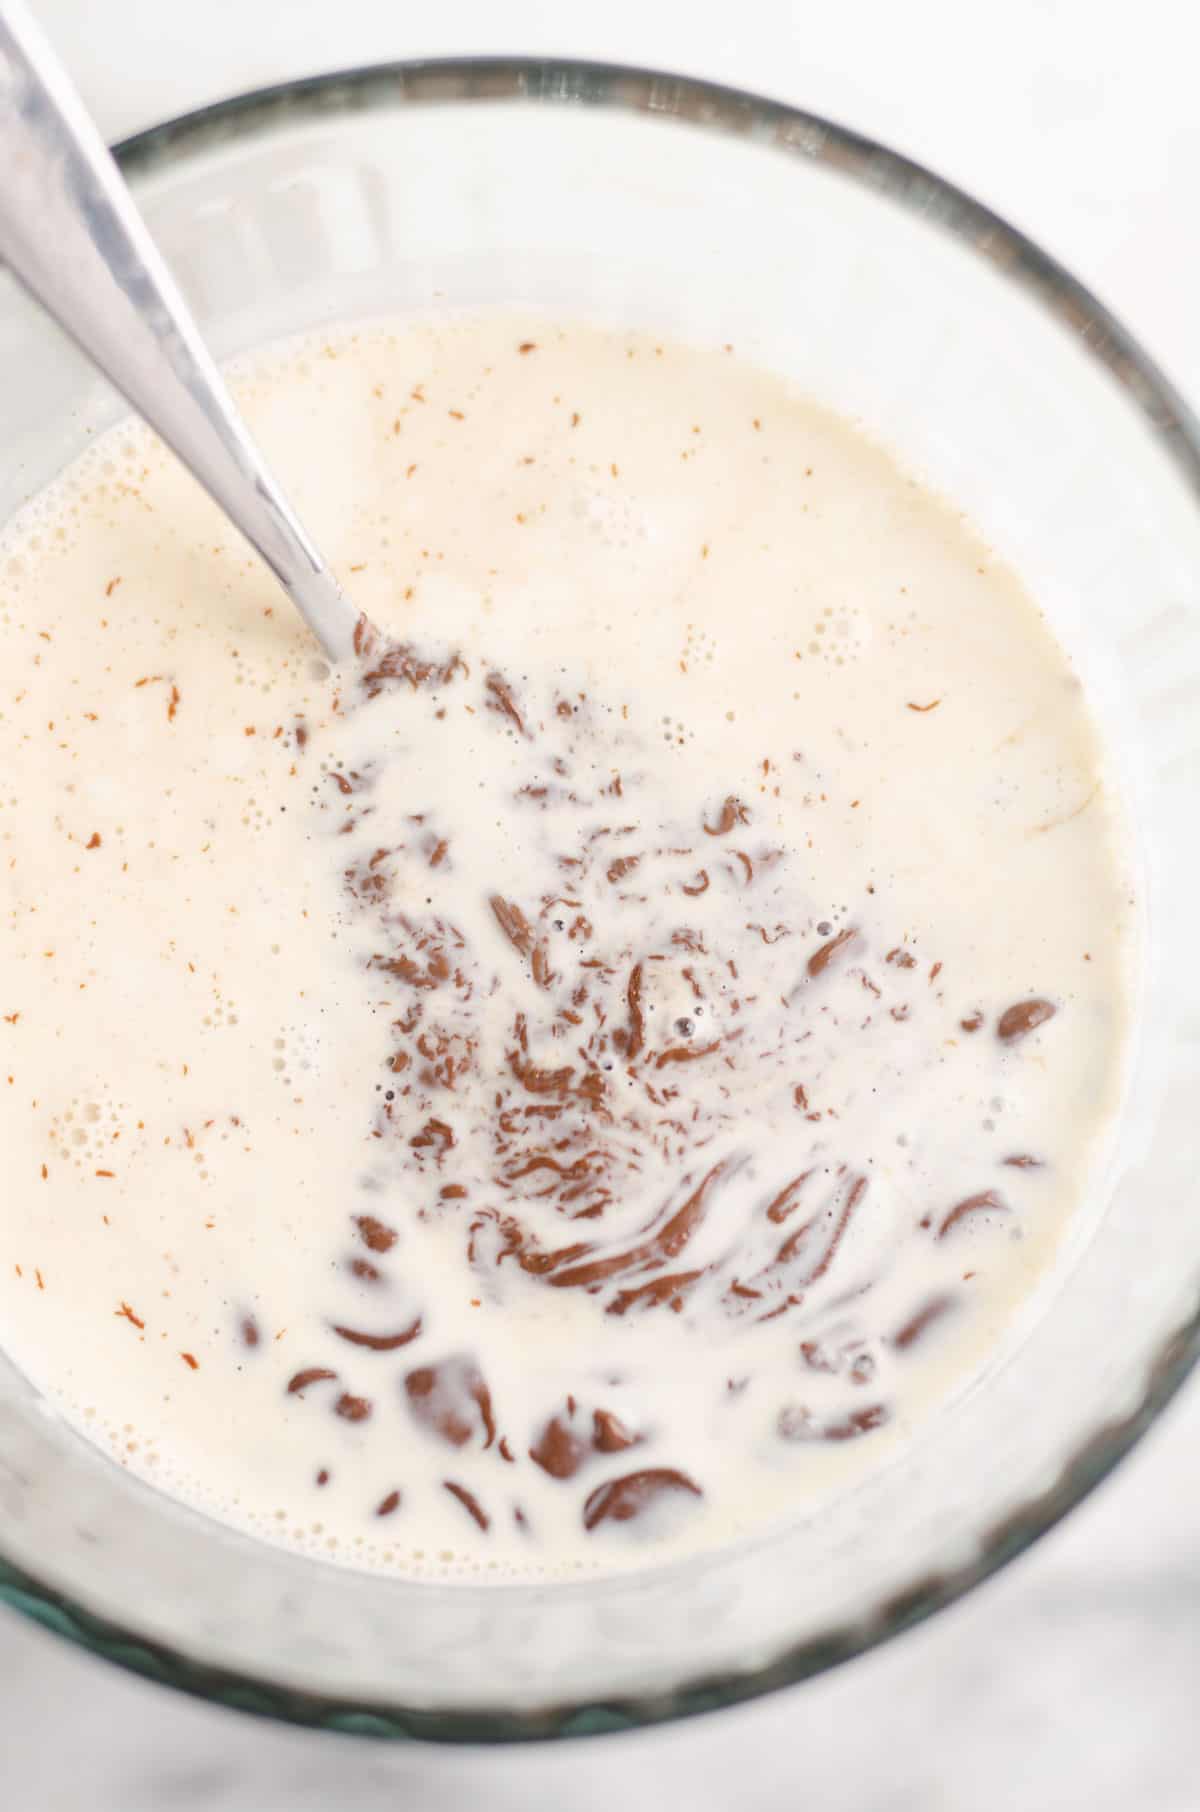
(3, 2, 1200, 1806)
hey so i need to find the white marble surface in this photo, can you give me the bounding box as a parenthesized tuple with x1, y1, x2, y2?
(5, 1, 1200, 1804)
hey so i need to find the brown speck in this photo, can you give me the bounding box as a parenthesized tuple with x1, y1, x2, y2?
(95, 1168, 115, 1178)
(105, 577, 122, 597)
(180, 1352, 199, 1370)
(518, 341, 537, 354)
(116, 1301, 144, 1329)
(376, 1489, 401, 1516)
(85, 832, 102, 849)
(907, 700, 941, 713)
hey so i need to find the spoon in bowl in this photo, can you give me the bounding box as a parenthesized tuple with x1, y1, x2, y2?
(0, 1, 363, 663)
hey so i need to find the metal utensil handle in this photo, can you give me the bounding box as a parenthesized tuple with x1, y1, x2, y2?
(0, 1, 357, 661)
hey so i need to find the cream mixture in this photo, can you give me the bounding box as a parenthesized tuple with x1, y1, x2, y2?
(0, 316, 1133, 1578)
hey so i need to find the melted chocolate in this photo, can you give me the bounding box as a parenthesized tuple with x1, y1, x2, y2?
(276, 623, 1066, 1531)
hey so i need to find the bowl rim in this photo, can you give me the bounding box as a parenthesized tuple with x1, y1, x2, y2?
(3, 52, 1200, 1745)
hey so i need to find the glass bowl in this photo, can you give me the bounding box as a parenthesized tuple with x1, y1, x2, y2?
(2, 57, 1199, 1743)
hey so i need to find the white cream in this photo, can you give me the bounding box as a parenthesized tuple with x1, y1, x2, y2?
(0, 316, 1134, 1579)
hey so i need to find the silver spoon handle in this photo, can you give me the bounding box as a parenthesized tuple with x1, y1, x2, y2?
(0, 2, 358, 662)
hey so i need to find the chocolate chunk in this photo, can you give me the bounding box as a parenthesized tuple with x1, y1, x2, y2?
(606, 855, 641, 884)
(777, 1402, 888, 1442)
(404, 1355, 496, 1449)
(444, 1480, 490, 1530)
(938, 1188, 1008, 1239)
(354, 1214, 397, 1253)
(286, 1366, 337, 1396)
(592, 1408, 639, 1453)
(332, 1316, 422, 1352)
(484, 671, 528, 739)
(489, 894, 535, 957)
(891, 1294, 954, 1351)
(702, 795, 750, 836)
(996, 998, 1056, 1042)
(823, 1404, 889, 1441)
(807, 927, 858, 977)
(334, 1392, 372, 1423)
(529, 1413, 587, 1479)
(582, 1468, 702, 1530)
